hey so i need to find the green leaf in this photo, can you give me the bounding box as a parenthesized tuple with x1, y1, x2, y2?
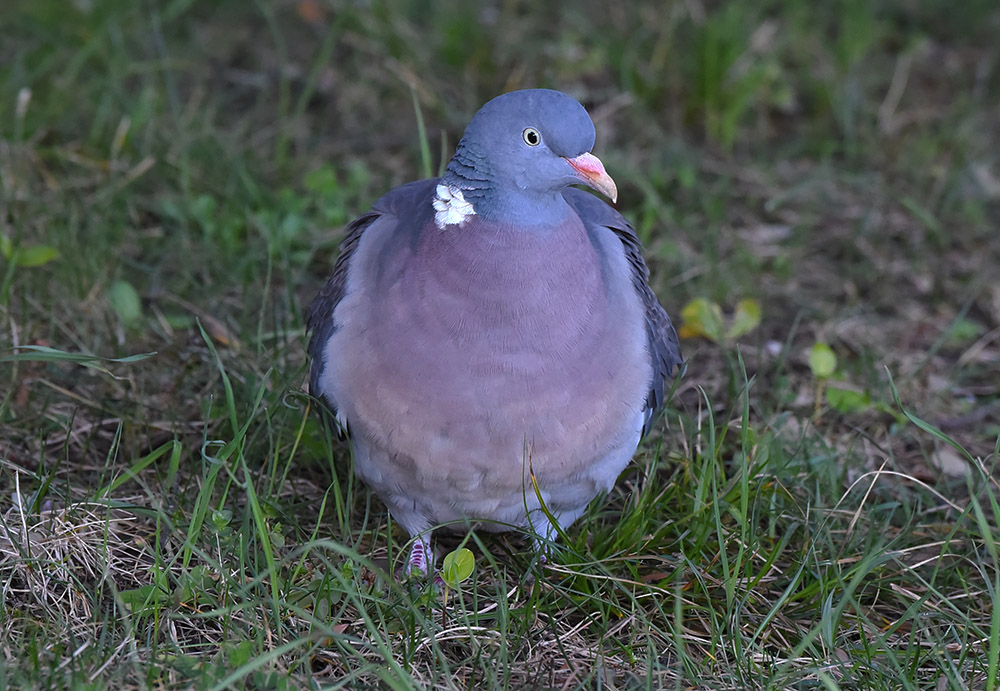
(809, 342, 837, 379)
(14, 244, 59, 267)
(944, 317, 984, 346)
(440, 547, 475, 588)
(726, 298, 762, 339)
(677, 163, 697, 190)
(679, 297, 726, 342)
(303, 165, 337, 195)
(826, 386, 871, 413)
(108, 279, 142, 325)
(119, 583, 169, 619)
(163, 313, 196, 329)
(211, 508, 233, 531)
(224, 640, 255, 668)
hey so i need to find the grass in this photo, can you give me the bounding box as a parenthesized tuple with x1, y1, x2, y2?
(1, 0, 999, 687)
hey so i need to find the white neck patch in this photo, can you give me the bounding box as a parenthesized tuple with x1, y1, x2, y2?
(433, 183, 477, 229)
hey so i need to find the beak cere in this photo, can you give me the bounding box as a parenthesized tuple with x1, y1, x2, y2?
(565, 152, 618, 203)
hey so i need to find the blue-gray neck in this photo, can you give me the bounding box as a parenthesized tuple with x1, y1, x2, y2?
(441, 140, 571, 228)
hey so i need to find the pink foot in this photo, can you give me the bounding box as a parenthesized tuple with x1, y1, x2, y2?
(404, 536, 433, 578)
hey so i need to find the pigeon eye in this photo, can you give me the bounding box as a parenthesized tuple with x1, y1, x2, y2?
(522, 127, 541, 146)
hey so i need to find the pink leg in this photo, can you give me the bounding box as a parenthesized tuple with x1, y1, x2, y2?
(406, 534, 433, 577)
(530, 512, 561, 561)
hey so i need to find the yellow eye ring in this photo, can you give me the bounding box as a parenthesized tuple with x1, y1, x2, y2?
(522, 127, 541, 146)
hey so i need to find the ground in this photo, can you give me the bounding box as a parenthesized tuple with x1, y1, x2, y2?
(1, 0, 999, 688)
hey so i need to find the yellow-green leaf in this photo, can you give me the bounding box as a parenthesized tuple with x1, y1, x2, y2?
(14, 244, 59, 268)
(440, 547, 475, 588)
(679, 297, 725, 342)
(118, 583, 169, 618)
(726, 298, 762, 339)
(809, 342, 837, 379)
(108, 280, 142, 325)
(826, 386, 871, 413)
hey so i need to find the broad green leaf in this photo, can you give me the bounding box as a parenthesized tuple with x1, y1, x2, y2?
(163, 313, 196, 329)
(14, 244, 59, 267)
(944, 318, 984, 346)
(809, 342, 837, 379)
(677, 163, 697, 190)
(679, 297, 725, 342)
(211, 508, 233, 531)
(108, 279, 142, 325)
(440, 547, 475, 588)
(225, 640, 256, 668)
(727, 298, 762, 339)
(0, 235, 13, 259)
(119, 583, 169, 619)
(826, 386, 871, 413)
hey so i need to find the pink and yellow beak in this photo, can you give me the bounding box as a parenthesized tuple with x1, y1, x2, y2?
(565, 152, 618, 203)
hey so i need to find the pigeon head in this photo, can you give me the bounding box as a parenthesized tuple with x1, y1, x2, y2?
(439, 89, 617, 226)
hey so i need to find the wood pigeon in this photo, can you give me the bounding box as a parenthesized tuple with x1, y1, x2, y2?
(307, 89, 682, 575)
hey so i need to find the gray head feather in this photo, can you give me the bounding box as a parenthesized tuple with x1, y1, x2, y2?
(441, 89, 600, 223)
